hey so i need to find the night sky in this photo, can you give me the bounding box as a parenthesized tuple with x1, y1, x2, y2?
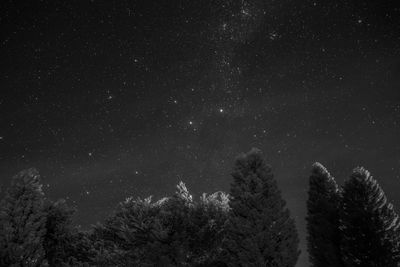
(1, 1, 400, 266)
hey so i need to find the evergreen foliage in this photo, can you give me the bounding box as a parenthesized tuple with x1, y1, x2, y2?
(222, 148, 300, 267)
(306, 162, 343, 267)
(340, 167, 400, 267)
(90, 181, 229, 266)
(3, 155, 400, 267)
(0, 168, 48, 266)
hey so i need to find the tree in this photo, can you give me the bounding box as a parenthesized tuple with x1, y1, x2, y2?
(222, 148, 300, 267)
(194, 190, 230, 265)
(0, 168, 48, 266)
(173, 184, 230, 266)
(306, 162, 343, 267)
(90, 182, 229, 266)
(89, 195, 167, 266)
(340, 167, 400, 267)
(43, 199, 89, 266)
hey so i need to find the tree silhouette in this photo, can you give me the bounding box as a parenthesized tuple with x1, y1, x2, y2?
(340, 167, 400, 267)
(222, 148, 300, 267)
(0, 168, 48, 266)
(90, 182, 229, 266)
(306, 162, 343, 267)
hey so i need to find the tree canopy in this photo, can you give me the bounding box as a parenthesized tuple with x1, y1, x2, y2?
(222, 148, 300, 267)
(306, 162, 343, 267)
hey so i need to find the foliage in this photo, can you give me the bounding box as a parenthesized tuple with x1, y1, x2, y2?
(89, 182, 230, 266)
(306, 162, 343, 267)
(222, 148, 300, 267)
(4, 155, 400, 267)
(0, 168, 48, 266)
(43, 199, 92, 266)
(340, 167, 400, 267)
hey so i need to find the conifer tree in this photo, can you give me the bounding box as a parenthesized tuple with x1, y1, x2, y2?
(222, 148, 300, 267)
(341, 167, 400, 267)
(0, 168, 48, 266)
(306, 163, 343, 267)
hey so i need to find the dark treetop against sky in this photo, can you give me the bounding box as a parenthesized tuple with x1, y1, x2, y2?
(1, 0, 400, 266)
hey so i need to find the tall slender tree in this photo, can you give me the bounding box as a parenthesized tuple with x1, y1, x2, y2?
(222, 148, 300, 267)
(306, 162, 343, 267)
(0, 168, 48, 266)
(340, 167, 400, 267)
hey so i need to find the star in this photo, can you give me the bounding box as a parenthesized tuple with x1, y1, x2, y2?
(88, 152, 93, 157)
(219, 108, 224, 113)
(269, 32, 279, 40)
(241, 7, 251, 17)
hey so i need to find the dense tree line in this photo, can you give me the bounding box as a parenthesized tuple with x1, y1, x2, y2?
(0, 149, 299, 266)
(1, 148, 399, 266)
(307, 163, 400, 267)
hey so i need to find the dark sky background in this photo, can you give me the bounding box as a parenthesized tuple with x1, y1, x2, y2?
(1, 0, 400, 266)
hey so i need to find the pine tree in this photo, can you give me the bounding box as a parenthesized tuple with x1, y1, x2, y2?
(306, 163, 343, 267)
(340, 167, 400, 267)
(0, 168, 48, 266)
(222, 148, 300, 267)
